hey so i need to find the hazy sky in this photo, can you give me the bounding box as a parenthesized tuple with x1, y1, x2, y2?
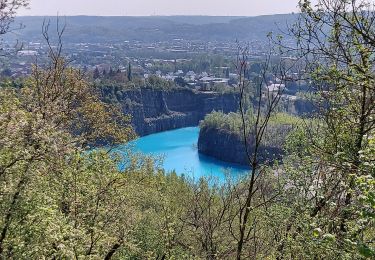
(19, 0, 300, 16)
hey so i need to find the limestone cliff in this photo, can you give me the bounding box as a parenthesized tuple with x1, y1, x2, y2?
(101, 87, 240, 136)
(198, 124, 293, 166)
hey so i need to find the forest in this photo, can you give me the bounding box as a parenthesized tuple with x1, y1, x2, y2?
(0, 0, 374, 259)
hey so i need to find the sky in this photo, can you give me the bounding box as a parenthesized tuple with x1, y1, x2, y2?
(18, 0, 300, 16)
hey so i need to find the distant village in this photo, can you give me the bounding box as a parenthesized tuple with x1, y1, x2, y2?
(1, 38, 307, 101)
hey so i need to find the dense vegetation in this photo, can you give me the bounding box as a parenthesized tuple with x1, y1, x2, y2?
(0, 0, 374, 259)
(200, 111, 300, 134)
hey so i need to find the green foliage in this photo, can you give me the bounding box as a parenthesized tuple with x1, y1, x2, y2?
(200, 111, 246, 133)
(145, 75, 176, 90)
(200, 110, 300, 149)
(95, 74, 181, 92)
(211, 83, 238, 94)
(1, 1, 375, 258)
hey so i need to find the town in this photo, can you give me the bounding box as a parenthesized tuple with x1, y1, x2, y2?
(1, 36, 305, 101)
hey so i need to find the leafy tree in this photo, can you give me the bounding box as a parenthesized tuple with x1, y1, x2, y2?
(0, 22, 136, 258)
(0, 0, 29, 56)
(174, 76, 187, 87)
(145, 75, 174, 90)
(0, 0, 29, 35)
(1, 68, 11, 77)
(269, 0, 375, 258)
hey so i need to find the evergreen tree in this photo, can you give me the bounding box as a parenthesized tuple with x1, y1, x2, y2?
(109, 67, 114, 77)
(127, 63, 132, 81)
(225, 68, 230, 78)
(93, 67, 100, 79)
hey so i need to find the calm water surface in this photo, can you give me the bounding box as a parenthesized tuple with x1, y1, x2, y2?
(118, 127, 249, 181)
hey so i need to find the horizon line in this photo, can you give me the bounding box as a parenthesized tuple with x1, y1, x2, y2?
(16, 13, 297, 18)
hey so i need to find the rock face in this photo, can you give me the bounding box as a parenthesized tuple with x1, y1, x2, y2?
(101, 87, 240, 136)
(198, 125, 292, 166)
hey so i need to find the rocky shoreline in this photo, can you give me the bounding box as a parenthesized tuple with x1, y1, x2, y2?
(198, 124, 293, 166)
(101, 86, 304, 165)
(101, 87, 240, 136)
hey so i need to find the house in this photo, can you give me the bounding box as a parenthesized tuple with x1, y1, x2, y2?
(185, 71, 196, 79)
(200, 72, 209, 78)
(266, 83, 286, 93)
(281, 94, 298, 101)
(229, 73, 238, 79)
(17, 50, 37, 56)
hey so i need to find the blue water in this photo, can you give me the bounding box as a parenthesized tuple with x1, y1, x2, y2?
(117, 127, 249, 181)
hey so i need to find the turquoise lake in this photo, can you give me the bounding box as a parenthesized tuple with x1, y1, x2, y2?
(118, 127, 249, 181)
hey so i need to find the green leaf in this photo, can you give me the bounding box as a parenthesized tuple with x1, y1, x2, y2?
(322, 233, 335, 242)
(312, 228, 321, 238)
(358, 244, 374, 258)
